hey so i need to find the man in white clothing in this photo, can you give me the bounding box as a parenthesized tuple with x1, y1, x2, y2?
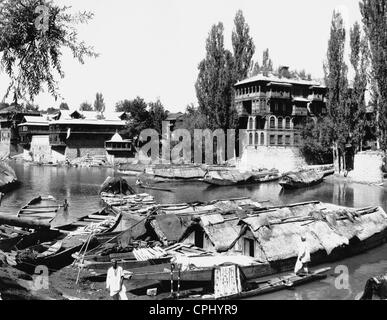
(106, 260, 130, 300)
(294, 235, 311, 275)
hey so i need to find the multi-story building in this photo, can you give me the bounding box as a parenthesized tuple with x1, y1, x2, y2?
(0, 106, 40, 158)
(234, 70, 327, 172)
(18, 110, 130, 163)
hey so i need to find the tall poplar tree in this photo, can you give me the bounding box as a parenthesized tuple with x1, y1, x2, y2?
(360, 0, 387, 150)
(232, 10, 255, 82)
(195, 23, 234, 130)
(324, 11, 350, 173)
(349, 22, 370, 152)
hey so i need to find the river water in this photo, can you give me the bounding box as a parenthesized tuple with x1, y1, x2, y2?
(3, 160, 387, 300)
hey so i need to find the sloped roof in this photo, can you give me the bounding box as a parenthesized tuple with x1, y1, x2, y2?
(18, 116, 49, 126)
(108, 132, 123, 142)
(235, 74, 321, 87)
(166, 112, 184, 121)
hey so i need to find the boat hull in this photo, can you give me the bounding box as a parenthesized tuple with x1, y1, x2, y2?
(130, 263, 271, 282)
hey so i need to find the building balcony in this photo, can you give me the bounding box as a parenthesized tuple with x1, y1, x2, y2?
(251, 107, 268, 116)
(235, 91, 266, 101)
(308, 94, 324, 102)
(267, 91, 291, 99)
(292, 106, 308, 116)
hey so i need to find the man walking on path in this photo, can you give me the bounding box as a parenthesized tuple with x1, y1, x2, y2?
(294, 235, 311, 275)
(106, 260, 131, 300)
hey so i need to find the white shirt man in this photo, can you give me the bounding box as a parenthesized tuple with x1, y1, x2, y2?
(106, 261, 128, 300)
(294, 236, 311, 275)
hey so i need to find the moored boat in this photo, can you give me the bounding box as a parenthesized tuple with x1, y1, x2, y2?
(279, 169, 324, 189)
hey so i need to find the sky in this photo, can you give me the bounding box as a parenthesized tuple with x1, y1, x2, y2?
(0, 0, 363, 113)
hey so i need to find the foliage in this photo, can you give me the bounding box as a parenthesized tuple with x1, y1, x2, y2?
(0, 0, 98, 103)
(116, 97, 149, 138)
(94, 92, 105, 112)
(324, 11, 350, 154)
(300, 118, 333, 164)
(349, 21, 372, 151)
(360, 0, 387, 150)
(59, 102, 69, 110)
(148, 99, 168, 134)
(232, 10, 255, 82)
(79, 101, 92, 111)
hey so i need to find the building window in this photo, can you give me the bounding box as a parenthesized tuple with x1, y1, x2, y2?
(243, 238, 255, 257)
(260, 133, 264, 145)
(269, 116, 276, 129)
(285, 135, 291, 145)
(285, 117, 291, 129)
(278, 135, 283, 145)
(249, 133, 253, 145)
(278, 117, 283, 129)
(270, 135, 276, 145)
(255, 132, 258, 145)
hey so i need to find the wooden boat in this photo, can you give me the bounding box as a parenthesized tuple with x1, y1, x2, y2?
(137, 184, 174, 193)
(279, 170, 324, 189)
(204, 170, 280, 186)
(18, 195, 62, 219)
(14, 207, 122, 271)
(216, 267, 331, 300)
(129, 262, 270, 282)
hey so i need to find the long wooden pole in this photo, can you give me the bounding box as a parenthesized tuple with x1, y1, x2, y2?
(0, 214, 50, 229)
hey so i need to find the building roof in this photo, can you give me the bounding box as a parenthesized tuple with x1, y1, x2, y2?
(18, 116, 49, 127)
(51, 119, 127, 126)
(57, 110, 129, 122)
(166, 112, 184, 121)
(109, 132, 123, 142)
(235, 74, 322, 87)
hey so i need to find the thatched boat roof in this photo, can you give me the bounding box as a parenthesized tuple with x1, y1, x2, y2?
(240, 203, 387, 262)
(281, 170, 323, 184)
(100, 176, 135, 195)
(204, 170, 253, 183)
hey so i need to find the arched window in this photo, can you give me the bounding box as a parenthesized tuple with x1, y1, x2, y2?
(270, 116, 276, 129)
(249, 133, 253, 145)
(260, 133, 265, 145)
(285, 117, 291, 129)
(278, 117, 283, 129)
(255, 132, 258, 145)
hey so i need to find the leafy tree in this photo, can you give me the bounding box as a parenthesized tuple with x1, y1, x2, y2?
(232, 10, 255, 82)
(300, 118, 334, 164)
(59, 102, 69, 110)
(79, 101, 92, 111)
(261, 49, 273, 76)
(24, 102, 39, 112)
(349, 21, 371, 152)
(324, 11, 350, 173)
(94, 93, 105, 112)
(148, 99, 168, 134)
(0, 0, 98, 103)
(115, 97, 150, 138)
(46, 106, 58, 114)
(195, 23, 235, 131)
(360, 0, 387, 150)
